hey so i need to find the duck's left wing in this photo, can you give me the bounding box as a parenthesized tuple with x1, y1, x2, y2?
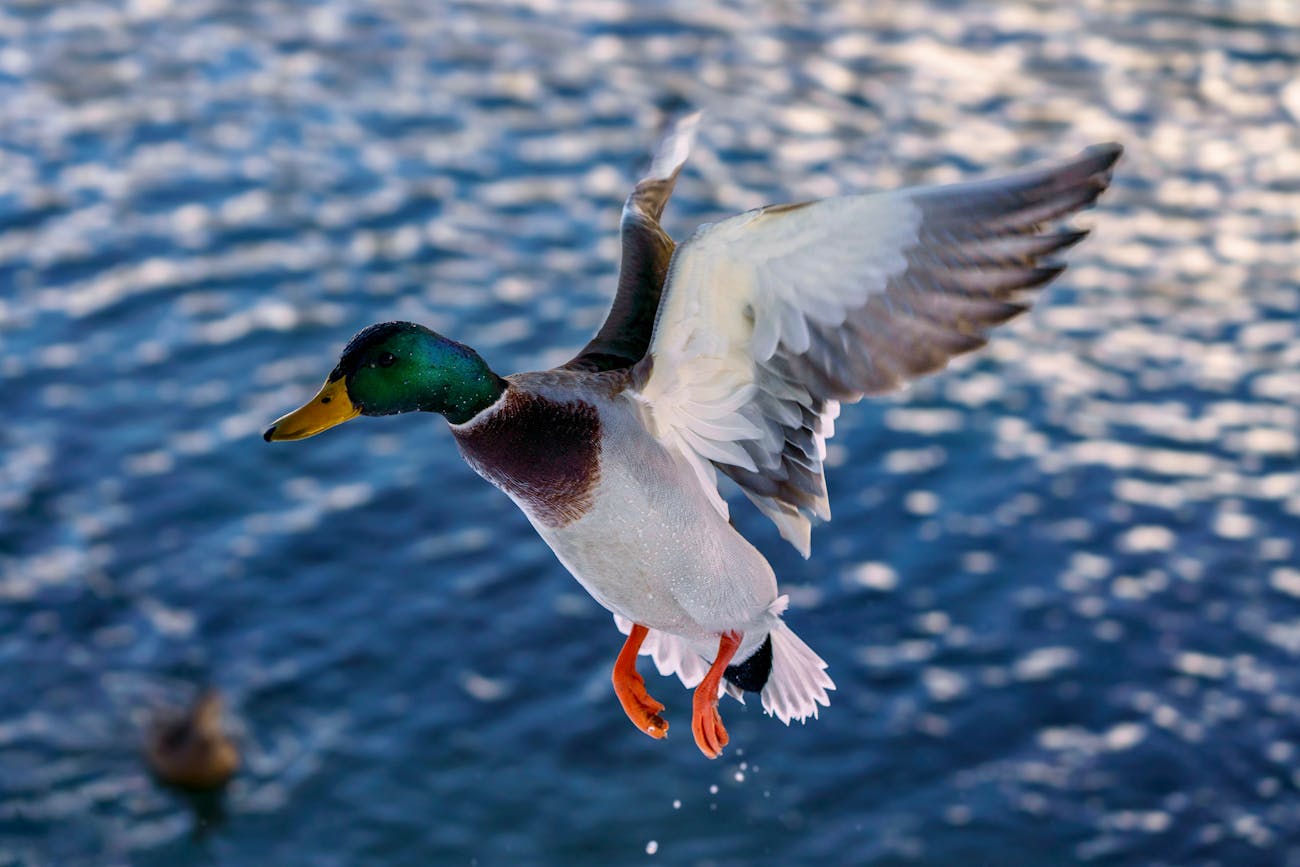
(563, 112, 700, 372)
(633, 144, 1122, 556)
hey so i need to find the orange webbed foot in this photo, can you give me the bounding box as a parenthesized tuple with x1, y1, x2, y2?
(613, 624, 669, 739)
(691, 689, 730, 758)
(691, 631, 742, 760)
(617, 673, 669, 739)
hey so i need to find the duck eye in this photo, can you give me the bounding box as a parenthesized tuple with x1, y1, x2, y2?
(377, 352, 396, 368)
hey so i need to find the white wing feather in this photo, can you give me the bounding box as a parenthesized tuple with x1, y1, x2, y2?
(634, 145, 1122, 555)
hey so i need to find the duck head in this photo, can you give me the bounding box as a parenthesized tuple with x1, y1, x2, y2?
(263, 322, 506, 441)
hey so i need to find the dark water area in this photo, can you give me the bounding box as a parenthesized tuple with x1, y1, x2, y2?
(2, 1, 1299, 865)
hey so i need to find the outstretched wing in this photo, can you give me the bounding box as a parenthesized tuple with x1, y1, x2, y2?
(563, 112, 701, 372)
(633, 144, 1123, 555)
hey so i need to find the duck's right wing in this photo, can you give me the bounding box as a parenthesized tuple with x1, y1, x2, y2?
(632, 144, 1122, 555)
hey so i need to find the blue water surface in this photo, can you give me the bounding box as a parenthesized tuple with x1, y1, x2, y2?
(2, 1, 1299, 865)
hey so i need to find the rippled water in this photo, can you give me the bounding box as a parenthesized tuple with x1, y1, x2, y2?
(2, 1, 1299, 864)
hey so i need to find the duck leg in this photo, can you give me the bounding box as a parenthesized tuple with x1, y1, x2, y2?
(612, 624, 669, 738)
(692, 631, 742, 759)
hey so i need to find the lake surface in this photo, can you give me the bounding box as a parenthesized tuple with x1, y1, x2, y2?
(2, 1, 1299, 864)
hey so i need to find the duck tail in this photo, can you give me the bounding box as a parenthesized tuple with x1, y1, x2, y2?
(759, 596, 835, 724)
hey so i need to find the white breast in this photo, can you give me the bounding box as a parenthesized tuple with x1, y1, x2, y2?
(505, 393, 780, 644)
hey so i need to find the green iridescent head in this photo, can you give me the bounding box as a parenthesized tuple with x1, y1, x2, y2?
(263, 322, 505, 441)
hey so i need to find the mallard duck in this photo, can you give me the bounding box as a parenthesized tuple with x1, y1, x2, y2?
(145, 689, 240, 790)
(264, 115, 1121, 758)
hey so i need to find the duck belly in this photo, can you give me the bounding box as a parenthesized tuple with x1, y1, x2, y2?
(528, 431, 779, 645)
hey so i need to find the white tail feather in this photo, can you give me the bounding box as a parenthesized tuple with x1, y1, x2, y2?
(762, 618, 835, 724)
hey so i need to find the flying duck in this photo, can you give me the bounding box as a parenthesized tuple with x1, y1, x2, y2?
(264, 114, 1121, 758)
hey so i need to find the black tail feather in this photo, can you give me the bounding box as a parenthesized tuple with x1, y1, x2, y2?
(724, 634, 773, 693)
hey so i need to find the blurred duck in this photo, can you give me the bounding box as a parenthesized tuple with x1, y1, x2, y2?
(145, 689, 239, 790)
(265, 114, 1121, 758)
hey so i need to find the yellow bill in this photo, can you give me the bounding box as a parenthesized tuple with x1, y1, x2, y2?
(263, 377, 360, 442)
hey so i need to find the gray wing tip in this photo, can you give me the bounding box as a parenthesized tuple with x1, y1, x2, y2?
(1085, 141, 1124, 162)
(621, 110, 702, 225)
(1073, 142, 1124, 187)
(1057, 228, 1091, 249)
(645, 110, 702, 182)
(1021, 143, 1123, 223)
(1027, 263, 1068, 287)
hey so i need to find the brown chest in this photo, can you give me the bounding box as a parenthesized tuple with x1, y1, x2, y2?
(452, 391, 602, 528)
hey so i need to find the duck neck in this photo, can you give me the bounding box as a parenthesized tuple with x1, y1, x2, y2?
(418, 340, 507, 424)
